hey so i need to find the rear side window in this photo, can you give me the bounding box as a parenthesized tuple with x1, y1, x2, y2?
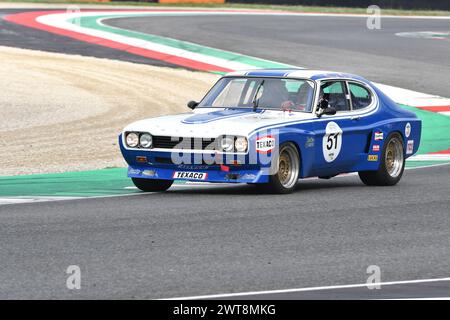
(349, 83, 372, 110)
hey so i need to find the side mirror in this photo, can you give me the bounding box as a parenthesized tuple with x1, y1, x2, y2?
(322, 107, 337, 116)
(316, 106, 336, 118)
(187, 101, 198, 110)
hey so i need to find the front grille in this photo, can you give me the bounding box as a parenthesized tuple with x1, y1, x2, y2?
(155, 157, 218, 165)
(155, 157, 173, 164)
(152, 136, 217, 150)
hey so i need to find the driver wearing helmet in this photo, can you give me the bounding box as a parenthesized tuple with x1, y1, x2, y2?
(281, 82, 315, 112)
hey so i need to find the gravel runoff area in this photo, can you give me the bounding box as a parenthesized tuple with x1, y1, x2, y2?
(0, 46, 218, 176)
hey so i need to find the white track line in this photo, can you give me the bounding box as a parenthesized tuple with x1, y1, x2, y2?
(388, 297, 450, 300)
(164, 277, 450, 300)
(409, 154, 450, 161)
(0, 196, 80, 206)
(0, 192, 153, 206)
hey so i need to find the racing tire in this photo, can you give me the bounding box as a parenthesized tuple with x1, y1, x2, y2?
(132, 178, 173, 192)
(257, 142, 300, 194)
(358, 133, 405, 186)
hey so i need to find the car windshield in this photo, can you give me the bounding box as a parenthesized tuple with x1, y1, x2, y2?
(198, 77, 315, 113)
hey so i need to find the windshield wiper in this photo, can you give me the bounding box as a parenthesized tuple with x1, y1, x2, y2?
(252, 80, 265, 112)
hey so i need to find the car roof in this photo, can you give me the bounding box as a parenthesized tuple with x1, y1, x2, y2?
(225, 69, 368, 82)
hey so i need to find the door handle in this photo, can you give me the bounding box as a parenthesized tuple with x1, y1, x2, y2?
(351, 116, 361, 121)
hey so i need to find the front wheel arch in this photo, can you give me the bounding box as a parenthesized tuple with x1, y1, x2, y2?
(272, 139, 303, 176)
(258, 141, 301, 194)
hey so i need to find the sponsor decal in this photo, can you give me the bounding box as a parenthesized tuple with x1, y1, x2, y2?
(142, 170, 158, 177)
(407, 140, 414, 154)
(256, 135, 275, 154)
(128, 168, 141, 175)
(405, 122, 411, 138)
(374, 132, 383, 141)
(241, 173, 257, 180)
(323, 122, 343, 163)
(305, 137, 315, 148)
(173, 171, 208, 180)
(177, 165, 209, 170)
(372, 145, 380, 152)
(368, 155, 378, 161)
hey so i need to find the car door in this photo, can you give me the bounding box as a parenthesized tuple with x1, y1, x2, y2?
(345, 80, 378, 164)
(311, 80, 369, 175)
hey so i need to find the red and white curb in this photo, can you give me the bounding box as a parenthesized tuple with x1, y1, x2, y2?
(376, 83, 450, 117)
(410, 148, 450, 161)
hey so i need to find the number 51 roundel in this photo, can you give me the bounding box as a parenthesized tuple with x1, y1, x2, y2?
(322, 121, 343, 163)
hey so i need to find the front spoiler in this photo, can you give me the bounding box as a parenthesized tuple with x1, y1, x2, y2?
(127, 165, 270, 184)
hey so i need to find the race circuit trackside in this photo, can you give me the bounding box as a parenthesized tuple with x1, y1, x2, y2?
(0, 5, 450, 300)
(1, 7, 450, 200)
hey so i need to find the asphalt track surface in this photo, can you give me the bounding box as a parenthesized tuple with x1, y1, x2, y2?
(1, 10, 450, 299)
(0, 165, 450, 299)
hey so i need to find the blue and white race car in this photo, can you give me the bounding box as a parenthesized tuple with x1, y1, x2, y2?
(119, 69, 421, 194)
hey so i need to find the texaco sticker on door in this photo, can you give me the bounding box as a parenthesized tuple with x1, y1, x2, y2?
(323, 121, 343, 163)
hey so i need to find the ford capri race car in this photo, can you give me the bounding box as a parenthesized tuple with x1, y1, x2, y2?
(119, 69, 421, 194)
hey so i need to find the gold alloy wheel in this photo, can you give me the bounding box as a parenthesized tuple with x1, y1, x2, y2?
(385, 137, 404, 178)
(278, 153, 290, 184)
(277, 144, 300, 189)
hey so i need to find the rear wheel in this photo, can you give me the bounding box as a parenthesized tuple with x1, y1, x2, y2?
(257, 142, 300, 194)
(359, 133, 405, 186)
(132, 178, 173, 192)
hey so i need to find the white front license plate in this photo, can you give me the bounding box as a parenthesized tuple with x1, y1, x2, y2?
(173, 171, 208, 180)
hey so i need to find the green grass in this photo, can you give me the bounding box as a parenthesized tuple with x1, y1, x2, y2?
(2, 0, 450, 16)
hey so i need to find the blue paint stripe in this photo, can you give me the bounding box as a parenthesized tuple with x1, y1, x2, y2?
(182, 108, 264, 124)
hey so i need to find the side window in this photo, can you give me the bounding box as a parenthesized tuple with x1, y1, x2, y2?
(320, 81, 350, 112)
(348, 82, 372, 110)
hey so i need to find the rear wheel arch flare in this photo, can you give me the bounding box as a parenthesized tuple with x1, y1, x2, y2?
(390, 130, 405, 153)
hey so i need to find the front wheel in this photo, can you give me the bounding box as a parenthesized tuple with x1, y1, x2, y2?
(359, 133, 405, 186)
(132, 178, 173, 192)
(257, 142, 300, 194)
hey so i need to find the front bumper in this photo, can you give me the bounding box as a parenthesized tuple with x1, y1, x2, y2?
(127, 164, 268, 184)
(120, 135, 271, 184)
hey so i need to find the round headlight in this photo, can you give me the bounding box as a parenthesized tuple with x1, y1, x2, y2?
(139, 133, 153, 148)
(126, 132, 139, 148)
(220, 137, 234, 152)
(235, 137, 248, 152)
